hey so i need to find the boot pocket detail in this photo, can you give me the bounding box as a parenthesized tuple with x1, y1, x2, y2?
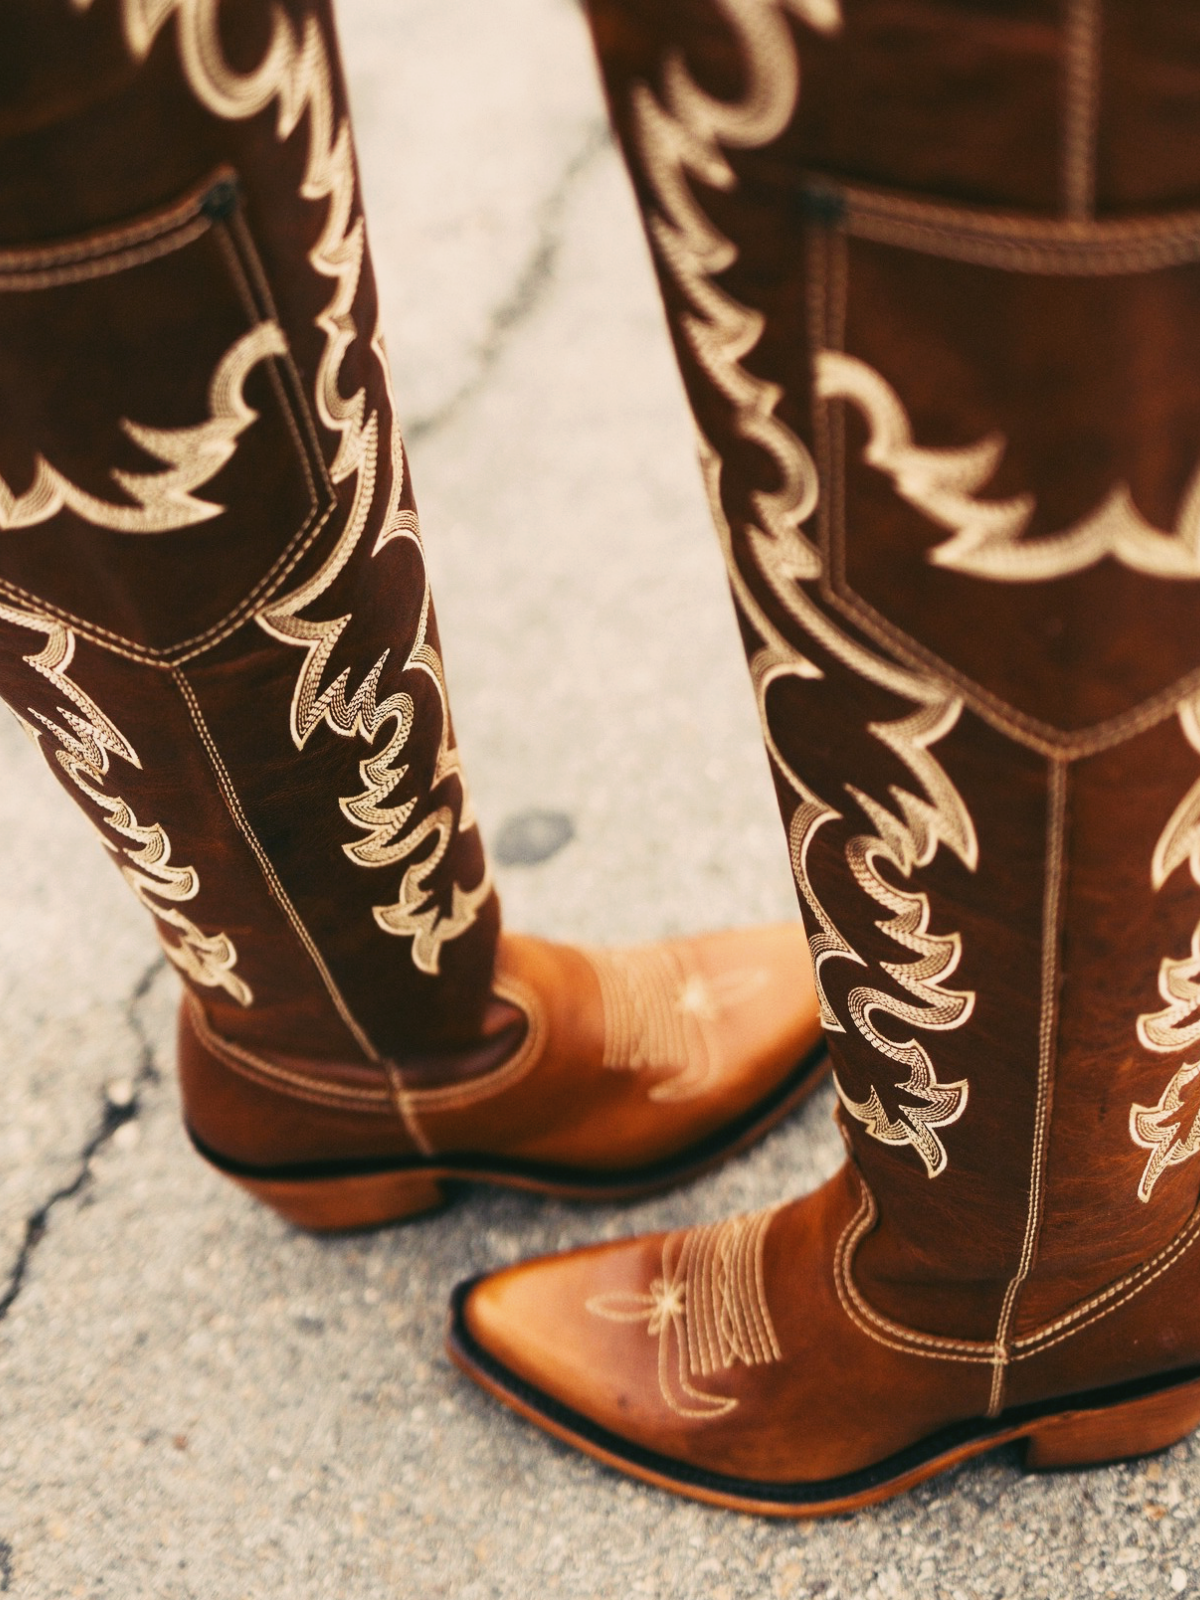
(805, 182, 1200, 756)
(0, 168, 333, 664)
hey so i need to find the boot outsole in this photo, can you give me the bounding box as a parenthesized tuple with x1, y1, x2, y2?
(188, 1037, 830, 1231)
(446, 1281, 1200, 1516)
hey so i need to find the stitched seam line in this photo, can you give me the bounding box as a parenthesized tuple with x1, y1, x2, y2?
(1012, 1200, 1200, 1350)
(816, 577, 1200, 759)
(832, 1170, 996, 1364)
(988, 757, 1068, 1414)
(0, 166, 226, 283)
(184, 993, 389, 1109)
(833, 185, 1200, 275)
(402, 972, 545, 1114)
(171, 666, 383, 1064)
(1062, 0, 1102, 222)
(1012, 1207, 1200, 1357)
(381, 1060, 433, 1157)
(0, 220, 211, 291)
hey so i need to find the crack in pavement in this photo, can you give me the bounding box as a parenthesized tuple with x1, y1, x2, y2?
(404, 118, 612, 443)
(0, 954, 166, 1323)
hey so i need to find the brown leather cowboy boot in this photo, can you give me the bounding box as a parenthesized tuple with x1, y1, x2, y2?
(450, 0, 1200, 1511)
(0, 0, 826, 1231)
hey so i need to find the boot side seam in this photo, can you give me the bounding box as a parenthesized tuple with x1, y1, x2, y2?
(172, 666, 384, 1064)
(1062, 0, 1102, 223)
(988, 757, 1071, 1414)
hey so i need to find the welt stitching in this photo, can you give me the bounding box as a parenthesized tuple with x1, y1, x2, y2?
(210, 220, 261, 325)
(839, 188, 1200, 242)
(227, 209, 338, 497)
(177, 223, 330, 633)
(171, 666, 383, 1066)
(0, 499, 335, 671)
(0, 182, 210, 271)
(818, 580, 1200, 759)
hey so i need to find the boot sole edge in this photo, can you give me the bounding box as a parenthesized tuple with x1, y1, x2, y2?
(189, 1037, 830, 1230)
(445, 1283, 1200, 1518)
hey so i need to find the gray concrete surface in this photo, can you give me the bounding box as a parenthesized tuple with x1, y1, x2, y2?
(2, 1, 1199, 1595)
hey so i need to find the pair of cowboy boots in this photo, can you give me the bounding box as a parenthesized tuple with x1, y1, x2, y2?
(7, 0, 1200, 1520)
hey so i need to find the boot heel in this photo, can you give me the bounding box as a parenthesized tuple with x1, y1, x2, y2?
(1024, 1376, 1200, 1470)
(230, 1167, 450, 1232)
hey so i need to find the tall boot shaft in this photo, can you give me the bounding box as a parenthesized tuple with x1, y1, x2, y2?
(0, 0, 499, 1068)
(0, 0, 831, 1225)
(448, 2, 1200, 1508)
(586, 0, 1200, 1374)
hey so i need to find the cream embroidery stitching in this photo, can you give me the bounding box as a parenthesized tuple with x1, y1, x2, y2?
(630, 0, 977, 1175)
(1130, 1063, 1200, 1206)
(818, 350, 1200, 584)
(172, 666, 382, 1062)
(99, 0, 491, 975)
(587, 1208, 783, 1418)
(835, 699, 974, 1177)
(0, 604, 251, 1005)
(1133, 698, 1200, 1200)
(586, 945, 769, 1102)
(0, 321, 285, 536)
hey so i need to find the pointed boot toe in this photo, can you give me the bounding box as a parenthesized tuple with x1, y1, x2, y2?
(451, 1168, 1200, 1516)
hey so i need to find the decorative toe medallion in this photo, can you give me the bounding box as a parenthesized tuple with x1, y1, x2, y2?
(587, 1208, 782, 1419)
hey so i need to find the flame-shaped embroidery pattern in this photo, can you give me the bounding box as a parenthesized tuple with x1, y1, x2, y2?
(818, 349, 1200, 583)
(0, 602, 251, 1004)
(0, 321, 286, 536)
(1134, 697, 1200, 1198)
(628, 0, 977, 1174)
(587, 1208, 782, 1419)
(96, 0, 490, 975)
(1130, 1062, 1200, 1204)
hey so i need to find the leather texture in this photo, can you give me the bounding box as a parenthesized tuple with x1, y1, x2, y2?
(180, 923, 825, 1182)
(0, 0, 498, 1070)
(453, 0, 1200, 1504)
(0, 0, 826, 1207)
